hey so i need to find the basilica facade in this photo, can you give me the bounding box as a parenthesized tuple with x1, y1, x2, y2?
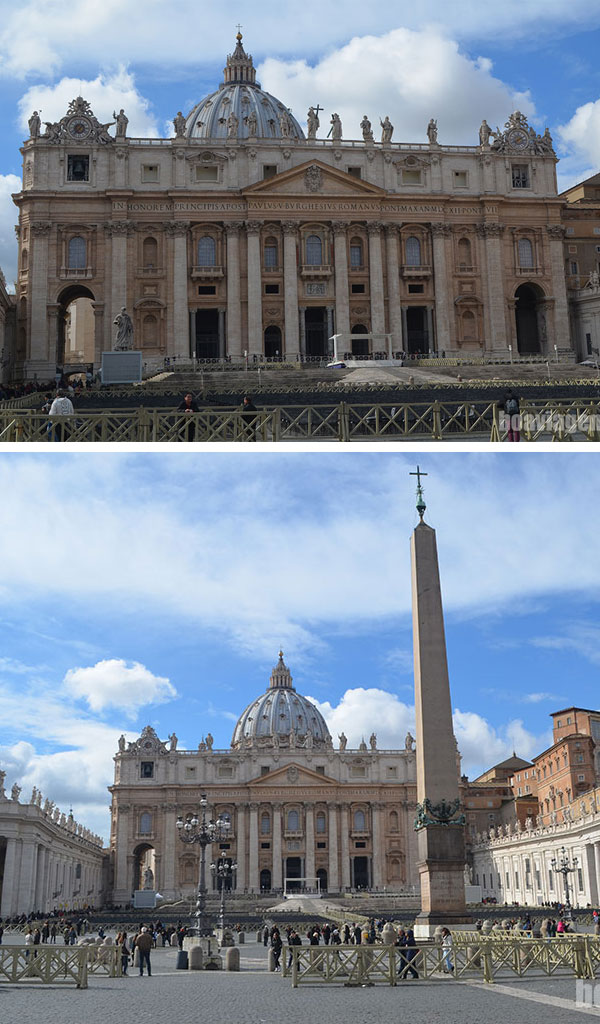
(11, 33, 573, 380)
(108, 653, 418, 903)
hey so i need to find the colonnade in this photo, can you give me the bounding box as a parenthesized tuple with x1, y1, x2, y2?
(0, 835, 104, 916)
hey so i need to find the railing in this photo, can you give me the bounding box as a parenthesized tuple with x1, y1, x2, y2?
(0, 943, 121, 988)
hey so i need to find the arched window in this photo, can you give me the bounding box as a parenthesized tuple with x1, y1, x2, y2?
(405, 236, 421, 266)
(197, 235, 216, 266)
(287, 808, 299, 831)
(264, 236, 278, 269)
(142, 314, 158, 348)
(353, 809, 366, 831)
(306, 234, 322, 265)
(518, 238, 534, 268)
(143, 236, 158, 269)
(350, 237, 363, 268)
(68, 236, 86, 269)
(264, 325, 282, 358)
(316, 812, 326, 834)
(457, 237, 471, 268)
(389, 810, 399, 832)
(140, 812, 152, 834)
(462, 310, 476, 341)
(260, 812, 271, 835)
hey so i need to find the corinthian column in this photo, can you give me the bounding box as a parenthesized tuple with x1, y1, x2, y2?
(272, 804, 282, 889)
(546, 225, 570, 352)
(30, 222, 51, 366)
(431, 223, 452, 354)
(248, 803, 259, 893)
(477, 222, 508, 354)
(166, 222, 190, 359)
(305, 804, 315, 884)
(246, 222, 263, 357)
(225, 222, 243, 359)
(340, 806, 351, 889)
(328, 804, 339, 891)
(368, 223, 386, 340)
(332, 222, 350, 347)
(385, 225, 403, 354)
(235, 806, 246, 892)
(282, 222, 300, 359)
(105, 221, 133, 348)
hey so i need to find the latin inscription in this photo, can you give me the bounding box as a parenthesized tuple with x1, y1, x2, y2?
(112, 200, 498, 216)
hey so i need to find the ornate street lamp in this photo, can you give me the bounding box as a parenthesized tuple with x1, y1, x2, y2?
(211, 853, 237, 942)
(176, 794, 231, 937)
(551, 846, 578, 916)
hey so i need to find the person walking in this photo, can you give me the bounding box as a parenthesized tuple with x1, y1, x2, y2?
(441, 927, 453, 973)
(401, 926, 419, 979)
(177, 393, 200, 441)
(48, 389, 74, 442)
(134, 926, 153, 976)
(240, 395, 258, 441)
(271, 928, 282, 972)
(502, 390, 521, 442)
(287, 928, 301, 969)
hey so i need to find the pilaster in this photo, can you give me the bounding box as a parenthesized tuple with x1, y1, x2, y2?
(226, 222, 243, 358)
(385, 225, 402, 352)
(272, 804, 282, 889)
(431, 223, 452, 354)
(248, 803, 259, 893)
(30, 222, 51, 365)
(282, 222, 300, 358)
(328, 804, 339, 892)
(332, 222, 350, 343)
(165, 222, 190, 359)
(368, 223, 385, 338)
(246, 222, 263, 356)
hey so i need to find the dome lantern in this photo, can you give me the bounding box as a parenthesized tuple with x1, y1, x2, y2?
(269, 650, 294, 690)
(223, 31, 257, 85)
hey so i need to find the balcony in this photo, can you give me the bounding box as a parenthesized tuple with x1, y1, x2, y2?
(263, 266, 281, 274)
(456, 265, 477, 275)
(515, 266, 543, 276)
(284, 829, 304, 839)
(350, 829, 371, 839)
(401, 264, 432, 277)
(59, 266, 94, 280)
(300, 264, 333, 279)
(191, 265, 224, 279)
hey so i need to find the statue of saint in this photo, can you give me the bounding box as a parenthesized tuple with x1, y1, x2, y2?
(338, 732, 347, 751)
(369, 732, 377, 750)
(28, 111, 41, 138)
(169, 732, 178, 751)
(113, 307, 134, 351)
(173, 111, 186, 138)
(279, 111, 291, 137)
(246, 110, 258, 138)
(587, 269, 600, 289)
(479, 119, 491, 147)
(330, 113, 342, 141)
(405, 731, 415, 752)
(205, 732, 214, 750)
(307, 106, 320, 139)
(226, 112, 239, 139)
(380, 116, 393, 144)
(118, 734, 126, 752)
(113, 109, 128, 138)
(360, 115, 374, 142)
(143, 866, 154, 890)
(198, 740, 206, 751)
(427, 118, 438, 144)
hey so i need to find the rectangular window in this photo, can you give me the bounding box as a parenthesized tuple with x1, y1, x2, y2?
(578, 868, 584, 891)
(535, 868, 541, 890)
(453, 170, 468, 187)
(402, 169, 422, 185)
(347, 166, 362, 179)
(350, 766, 366, 777)
(408, 284, 424, 294)
(67, 155, 90, 182)
(514, 870, 520, 889)
(315, 766, 325, 775)
(568, 246, 578, 254)
(198, 286, 216, 295)
(565, 229, 574, 236)
(185, 766, 197, 777)
(578, 774, 585, 781)
(506, 871, 510, 889)
(195, 166, 218, 182)
(142, 164, 159, 182)
(140, 761, 154, 778)
(482, 873, 486, 888)
(263, 165, 277, 179)
(317, 841, 327, 849)
(260, 766, 270, 776)
(355, 841, 366, 849)
(351, 284, 365, 293)
(571, 262, 579, 274)
(387, 767, 397, 777)
(217, 766, 233, 778)
(264, 284, 280, 294)
(577, 755, 584, 763)
(549, 869, 554, 890)
(512, 164, 530, 188)
(594, 228, 600, 235)
(260, 842, 271, 849)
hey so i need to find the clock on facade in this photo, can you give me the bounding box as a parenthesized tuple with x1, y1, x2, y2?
(67, 117, 92, 140)
(507, 128, 529, 151)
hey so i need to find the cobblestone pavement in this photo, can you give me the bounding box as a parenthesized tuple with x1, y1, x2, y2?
(1, 941, 600, 1024)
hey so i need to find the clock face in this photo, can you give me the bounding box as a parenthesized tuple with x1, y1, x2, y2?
(68, 117, 91, 140)
(508, 128, 529, 151)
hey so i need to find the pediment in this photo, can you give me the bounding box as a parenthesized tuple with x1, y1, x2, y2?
(243, 159, 386, 199)
(251, 761, 336, 786)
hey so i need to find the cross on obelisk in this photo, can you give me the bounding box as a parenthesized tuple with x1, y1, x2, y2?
(410, 469, 468, 935)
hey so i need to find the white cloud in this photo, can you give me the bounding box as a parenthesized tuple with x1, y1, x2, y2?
(453, 709, 552, 777)
(309, 687, 414, 749)
(63, 658, 177, 715)
(532, 623, 600, 667)
(259, 28, 535, 144)
(17, 67, 160, 139)
(0, 173, 20, 290)
(558, 100, 600, 183)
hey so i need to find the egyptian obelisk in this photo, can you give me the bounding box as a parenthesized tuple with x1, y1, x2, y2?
(410, 467, 468, 935)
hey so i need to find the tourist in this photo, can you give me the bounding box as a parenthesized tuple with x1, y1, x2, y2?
(240, 395, 258, 440)
(48, 389, 74, 442)
(400, 926, 419, 979)
(177, 392, 200, 441)
(271, 928, 282, 971)
(502, 390, 521, 442)
(441, 927, 453, 972)
(287, 928, 301, 968)
(116, 931, 130, 975)
(134, 926, 153, 976)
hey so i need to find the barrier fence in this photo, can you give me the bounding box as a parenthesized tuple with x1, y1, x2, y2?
(0, 943, 122, 988)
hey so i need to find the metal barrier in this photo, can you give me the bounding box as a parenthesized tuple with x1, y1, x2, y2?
(0, 943, 122, 988)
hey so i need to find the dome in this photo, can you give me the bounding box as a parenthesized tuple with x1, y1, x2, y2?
(185, 34, 305, 142)
(231, 652, 332, 750)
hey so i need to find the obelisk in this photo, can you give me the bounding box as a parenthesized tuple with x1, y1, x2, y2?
(410, 467, 468, 936)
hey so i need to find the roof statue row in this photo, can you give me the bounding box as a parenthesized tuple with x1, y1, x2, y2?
(24, 33, 555, 155)
(0, 770, 102, 846)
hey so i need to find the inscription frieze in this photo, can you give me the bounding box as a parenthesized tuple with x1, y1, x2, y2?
(112, 199, 498, 218)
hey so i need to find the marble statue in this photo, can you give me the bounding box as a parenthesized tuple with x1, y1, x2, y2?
(113, 109, 128, 138)
(36, 790, 42, 807)
(198, 740, 206, 751)
(206, 732, 214, 750)
(118, 734, 126, 752)
(479, 119, 491, 147)
(307, 106, 320, 139)
(369, 732, 377, 750)
(405, 731, 415, 752)
(28, 111, 41, 138)
(279, 111, 291, 137)
(10, 783, 20, 801)
(338, 732, 347, 751)
(360, 115, 374, 142)
(143, 866, 154, 890)
(525, 816, 533, 830)
(586, 269, 600, 289)
(427, 118, 438, 144)
(330, 113, 342, 141)
(113, 307, 134, 350)
(227, 112, 239, 139)
(30, 786, 37, 804)
(246, 110, 258, 138)
(173, 111, 186, 137)
(168, 732, 178, 751)
(463, 863, 472, 884)
(289, 729, 296, 748)
(380, 116, 393, 144)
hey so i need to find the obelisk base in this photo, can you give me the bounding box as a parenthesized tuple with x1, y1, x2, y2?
(413, 824, 470, 936)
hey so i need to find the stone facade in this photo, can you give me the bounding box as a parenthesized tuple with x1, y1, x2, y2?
(561, 172, 600, 360)
(0, 268, 15, 384)
(11, 35, 574, 380)
(107, 655, 419, 904)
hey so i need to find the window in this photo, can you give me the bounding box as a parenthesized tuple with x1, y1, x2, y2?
(75, 863, 82, 879)
(512, 164, 530, 188)
(578, 868, 584, 891)
(570, 261, 579, 274)
(317, 841, 326, 849)
(140, 812, 152, 834)
(142, 236, 158, 269)
(265, 284, 279, 294)
(261, 842, 270, 849)
(306, 234, 323, 265)
(408, 284, 424, 294)
(518, 238, 534, 268)
(264, 237, 278, 269)
(260, 813, 271, 834)
(405, 236, 421, 265)
(140, 761, 154, 778)
(567, 717, 572, 725)
(389, 810, 399, 831)
(185, 766, 197, 777)
(557, 720, 562, 728)
(67, 155, 89, 182)
(577, 754, 584, 763)
(142, 314, 158, 347)
(578, 774, 585, 781)
(347, 166, 362, 179)
(316, 812, 326, 834)
(353, 809, 366, 831)
(350, 238, 363, 268)
(287, 809, 299, 830)
(142, 164, 159, 182)
(514, 870, 519, 889)
(196, 166, 218, 182)
(457, 237, 472, 268)
(402, 169, 422, 185)
(453, 170, 468, 187)
(263, 165, 277, 179)
(260, 766, 270, 776)
(197, 236, 216, 266)
(355, 841, 366, 849)
(351, 284, 365, 294)
(315, 766, 325, 775)
(68, 236, 86, 269)
(198, 285, 216, 295)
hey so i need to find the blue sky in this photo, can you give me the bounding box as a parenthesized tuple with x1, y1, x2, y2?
(1, 1, 600, 286)
(0, 450, 599, 841)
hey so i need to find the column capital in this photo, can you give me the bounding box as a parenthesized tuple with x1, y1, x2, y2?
(164, 221, 191, 237)
(430, 222, 452, 238)
(104, 220, 135, 236)
(271, 803, 283, 812)
(226, 221, 244, 235)
(249, 802, 259, 813)
(245, 221, 263, 235)
(31, 221, 52, 236)
(475, 221, 504, 238)
(367, 221, 384, 236)
(331, 220, 348, 236)
(384, 223, 399, 238)
(546, 224, 566, 240)
(281, 220, 297, 235)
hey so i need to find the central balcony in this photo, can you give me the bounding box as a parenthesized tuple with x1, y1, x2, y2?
(191, 265, 224, 279)
(300, 264, 333, 279)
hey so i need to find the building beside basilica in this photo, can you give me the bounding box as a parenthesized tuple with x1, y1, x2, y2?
(108, 653, 418, 903)
(11, 32, 574, 380)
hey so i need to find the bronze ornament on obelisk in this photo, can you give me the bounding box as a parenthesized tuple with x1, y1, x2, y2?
(410, 467, 468, 936)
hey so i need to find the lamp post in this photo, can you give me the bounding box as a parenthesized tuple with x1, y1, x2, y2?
(551, 846, 578, 916)
(211, 854, 237, 942)
(176, 794, 231, 937)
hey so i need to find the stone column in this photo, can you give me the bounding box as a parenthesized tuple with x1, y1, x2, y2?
(368, 223, 386, 340)
(426, 306, 435, 352)
(106, 221, 132, 347)
(248, 803, 259, 893)
(0, 838, 17, 917)
(478, 223, 508, 354)
(246, 222, 263, 357)
(218, 308, 226, 359)
(282, 222, 300, 359)
(17, 840, 38, 915)
(371, 804, 383, 889)
(114, 804, 130, 902)
(235, 806, 246, 892)
(298, 307, 306, 358)
(225, 222, 243, 359)
(163, 804, 177, 898)
(431, 223, 452, 355)
(34, 844, 46, 910)
(328, 805, 339, 892)
(30, 222, 51, 367)
(385, 225, 402, 353)
(305, 804, 315, 885)
(272, 804, 282, 890)
(332, 222, 350, 346)
(92, 302, 105, 365)
(340, 806, 351, 890)
(546, 225, 570, 352)
(166, 222, 190, 359)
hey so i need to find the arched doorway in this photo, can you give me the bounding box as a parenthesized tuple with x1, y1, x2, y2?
(132, 843, 155, 892)
(264, 325, 282, 359)
(351, 324, 369, 357)
(57, 285, 95, 368)
(515, 284, 543, 354)
(260, 868, 272, 892)
(316, 868, 328, 893)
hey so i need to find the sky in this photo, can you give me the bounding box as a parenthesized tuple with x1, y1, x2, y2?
(0, 450, 599, 843)
(1, 1, 600, 286)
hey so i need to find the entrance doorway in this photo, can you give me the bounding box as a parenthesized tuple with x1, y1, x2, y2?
(351, 324, 369, 356)
(353, 856, 369, 889)
(316, 868, 328, 892)
(515, 284, 542, 353)
(195, 309, 219, 359)
(260, 869, 272, 892)
(285, 857, 302, 892)
(57, 286, 95, 367)
(304, 307, 328, 358)
(406, 307, 429, 354)
(264, 325, 282, 358)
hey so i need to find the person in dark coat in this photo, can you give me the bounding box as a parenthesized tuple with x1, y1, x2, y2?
(287, 928, 302, 968)
(177, 393, 200, 442)
(400, 926, 419, 978)
(241, 395, 258, 441)
(271, 928, 282, 971)
(502, 390, 520, 442)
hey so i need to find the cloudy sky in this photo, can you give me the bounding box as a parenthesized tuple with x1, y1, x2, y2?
(0, 1, 600, 285)
(0, 450, 599, 842)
